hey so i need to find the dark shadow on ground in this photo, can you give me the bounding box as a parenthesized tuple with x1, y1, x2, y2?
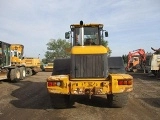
(140, 98, 160, 108)
(0, 79, 11, 83)
(10, 80, 53, 110)
(72, 95, 110, 108)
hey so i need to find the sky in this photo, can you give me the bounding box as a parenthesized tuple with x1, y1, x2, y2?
(0, 0, 160, 60)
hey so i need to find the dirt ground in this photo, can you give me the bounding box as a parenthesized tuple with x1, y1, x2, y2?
(0, 72, 160, 120)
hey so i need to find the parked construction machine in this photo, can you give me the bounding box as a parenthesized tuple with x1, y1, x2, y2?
(0, 42, 41, 82)
(11, 44, 41, 77)
(126, 49, 146, 72)
(150, 47, 160, 78)
(0, 41, 21, 82)
(43, 63, 53, 72)
(46, 21, 133, 108)
(21, 57, 41, 76)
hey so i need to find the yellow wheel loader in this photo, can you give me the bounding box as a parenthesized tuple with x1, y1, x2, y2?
(46, 21, 133, 108)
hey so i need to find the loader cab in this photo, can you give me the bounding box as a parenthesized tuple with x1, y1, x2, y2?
(65, 21, 108, 46)
(0, 41, 11, 67)
(65, 21, 109, 79)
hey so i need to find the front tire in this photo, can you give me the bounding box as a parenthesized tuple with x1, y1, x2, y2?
(107, 93, 128, 108)
(8, 68, 21, 82)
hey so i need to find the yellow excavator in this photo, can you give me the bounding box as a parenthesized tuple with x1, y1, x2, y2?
(46, 21, 133, 108)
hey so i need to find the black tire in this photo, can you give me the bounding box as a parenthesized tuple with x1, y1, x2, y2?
(32, 70, 37, 75)
(144, 69, 148, 73)
(20, 67, 26, 80)
(50, 94, 74, 109)
(107, 93, 128, 108)
(156, 72, 160, 79)
(135, 64, 141, 70)
(9, 68, 20, 82)
(26, 68, 32, 76)
(151, 70, 157, 76)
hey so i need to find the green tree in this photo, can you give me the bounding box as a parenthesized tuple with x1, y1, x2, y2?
(41, 58, 47, 64)
(45, 39, 71, 62)
(122, 54, 128, 64)
(101, 40, 112, 55)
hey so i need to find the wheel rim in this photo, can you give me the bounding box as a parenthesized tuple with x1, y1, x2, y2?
(23, 69, 26, 77)
(16, 70, 20, 79)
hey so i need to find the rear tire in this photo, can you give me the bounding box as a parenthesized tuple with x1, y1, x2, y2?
(20, 67, 26, 80)
(26, 68, 32, 76)
(107, 93, 128, 108)
(32, 70, 37, 75)
(50, 94, 74, 109)
(151, 70, 158, 76)
(156, 72, 160, 79)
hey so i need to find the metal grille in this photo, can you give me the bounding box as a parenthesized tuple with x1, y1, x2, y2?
(71, 54, 106, 78)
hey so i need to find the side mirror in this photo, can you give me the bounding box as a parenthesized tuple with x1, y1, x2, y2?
(105, 31, 108, 37)
(65, 32, 70, 39)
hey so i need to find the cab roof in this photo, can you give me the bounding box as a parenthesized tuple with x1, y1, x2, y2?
(70, 23, 103, 28)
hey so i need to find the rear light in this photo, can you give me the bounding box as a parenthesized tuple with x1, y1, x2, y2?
(118, 80, 132, 85)
(47, 81, 62, 87)
(123, 80, 128, 85)
(48, 82, 53, 86)
(52, 82, 57, 86)
(118, 80, 123, 85)
(127, 80, 132, 85)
